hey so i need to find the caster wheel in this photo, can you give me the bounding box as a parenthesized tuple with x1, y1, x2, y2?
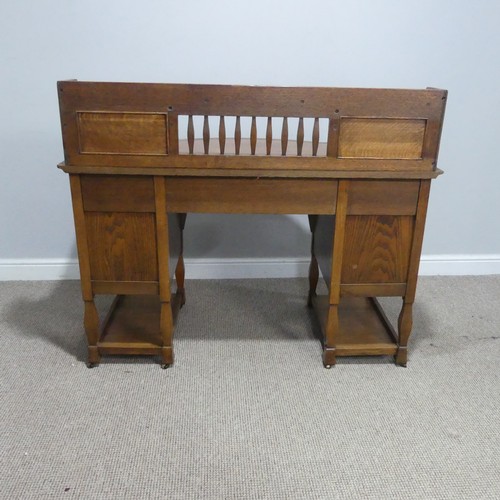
(324, 364, 332, 369)
(161, 364, 170, 369)
(86, 362, 97, 369)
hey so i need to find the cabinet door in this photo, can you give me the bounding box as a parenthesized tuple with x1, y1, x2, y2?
(341, 180, 419, 286)
(80, 175, 159, 285)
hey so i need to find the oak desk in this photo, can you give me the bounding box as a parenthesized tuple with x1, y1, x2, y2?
(57, 81, 447, 368)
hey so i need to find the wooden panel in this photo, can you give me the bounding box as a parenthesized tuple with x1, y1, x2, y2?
(78, 112, 168, 155)
(59, 82, 446, 170)
(313, 215, 335, 290)
(91, 281, 159, 295)
(165, 178, 338, 214)
(405, 180, 431, 303)
(85, 212, 158, 281)
(348, 180, 419, 215)
(153, 177, 172, 301)
(99, 294, 182, 353)
(338, 118, 426, 159)
(100, 295, 161, 347)
(59, 82, 446, 121)
(69, 175, 93, 301)
(60, 163, 443, 180)
(81, 175, 155, 212)
(341, 283, 406, 297)
(312, 295, 397, 355)
(342, 215, 414, 283)
(168, 213, 182, 282)
(329, 181, 349, 304)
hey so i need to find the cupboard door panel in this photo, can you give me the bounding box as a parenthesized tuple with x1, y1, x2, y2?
(85, 212, 158, 282)
(342, 215, 414, 284)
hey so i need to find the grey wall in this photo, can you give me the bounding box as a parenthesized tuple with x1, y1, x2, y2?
(1, 0, 499, 265)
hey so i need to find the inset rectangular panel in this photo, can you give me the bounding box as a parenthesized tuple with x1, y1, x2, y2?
(342, 215, 414, 283)
(81, 175, 155, 212)
(165, 178, 338, 214)
(78, 112, 168, 155)
(347, 180, 419, 215)
(338, 118, 425, 159)
(85, 212, 158, 282)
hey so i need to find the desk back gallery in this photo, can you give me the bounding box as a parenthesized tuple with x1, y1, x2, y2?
(57, 81, 447, 368)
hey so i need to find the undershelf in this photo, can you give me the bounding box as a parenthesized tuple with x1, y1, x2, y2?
(311, 295, 398, 356)
(97, 293, 181, 355)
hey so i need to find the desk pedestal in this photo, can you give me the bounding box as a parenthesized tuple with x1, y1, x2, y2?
(69, 174, 430, 368)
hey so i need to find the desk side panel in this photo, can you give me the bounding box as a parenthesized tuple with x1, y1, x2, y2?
(340, 180, 420, 296)
(79, 175, 160, 294)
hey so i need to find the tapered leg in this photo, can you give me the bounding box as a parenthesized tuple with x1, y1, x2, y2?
(175, 213, 187, 308)
(160, 302, 174, 368)
(307, 215, 319, 307)
(84, 300, 101, 367)
(396, 301, 413, 367)
(323, 304, 338, 367)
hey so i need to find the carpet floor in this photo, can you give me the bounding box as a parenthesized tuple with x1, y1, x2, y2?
(1, 277, 499, 499)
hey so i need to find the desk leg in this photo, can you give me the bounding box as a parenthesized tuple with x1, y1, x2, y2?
(155, 177, 175, 367)
(69, 175, 102, 367)
(84, 300, 101, 367)
(324, 181, 349, 367)
(174, 213, 187, 308)
(395, 180, 430, 367)
(323, 305, 338, 368)
(396, 302, 412, 366)
(307, 215, 319, 307)
(160, 301, 174, 367)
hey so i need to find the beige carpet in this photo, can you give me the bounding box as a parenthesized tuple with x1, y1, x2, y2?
(1, 276, 499, 499)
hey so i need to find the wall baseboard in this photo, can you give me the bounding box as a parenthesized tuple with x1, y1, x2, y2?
(0, 255, 499, 281)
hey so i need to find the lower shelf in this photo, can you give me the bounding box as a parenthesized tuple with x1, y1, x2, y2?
(97, 293, 182, 355)
(95, 292, 398, 359)
(311, 295, 399, 356)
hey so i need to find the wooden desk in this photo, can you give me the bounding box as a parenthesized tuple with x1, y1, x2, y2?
(57, 81, 447, 368)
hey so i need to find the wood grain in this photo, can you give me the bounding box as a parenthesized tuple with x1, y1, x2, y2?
(297, 117, 304, 156)
(341, 215, 414, 284)
(266, 117, 272, 155)
(250, 116, 257, 155)
(78, 112, 168, 155)
(312, 214, 335, 292)
(187, 115, 194, 154)
(312, 117, 319, 157)
(341, 283, 406, 297)
(60, 163, 443, 179)
(219, 116, 226, 154)
(338, 118, 425, 159)
(85, 212, 158, 282)
(58, 82, 446, 367)
(347, 180, 419, 215)
(234, 116, 241, 155)
(165, 177, 338, 214)
(281, 117, 288, 156)
(203, 115, 210, 154)
(69, 175, 93, 301)
(81, 175, 155, 212)
(312, 295, 398, 356)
